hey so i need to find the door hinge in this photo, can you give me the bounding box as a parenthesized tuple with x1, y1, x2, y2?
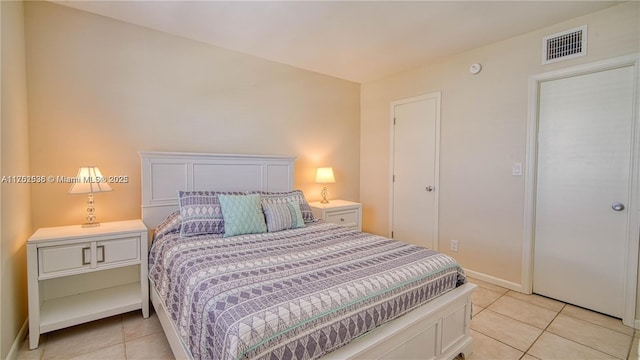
(393, 117, 396, 125)
(391, 231, 394, 238)
(392, 174, 395, 182)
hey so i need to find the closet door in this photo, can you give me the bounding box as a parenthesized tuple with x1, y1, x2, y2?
(533, 65, 634, 318)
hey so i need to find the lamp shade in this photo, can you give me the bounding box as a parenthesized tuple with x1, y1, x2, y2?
(315, 167, 335, 184)
(68, 166, 113, 194)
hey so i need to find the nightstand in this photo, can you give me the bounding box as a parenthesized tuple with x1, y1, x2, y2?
(27, 220, 149, 349)
(309, 200, 362, 231)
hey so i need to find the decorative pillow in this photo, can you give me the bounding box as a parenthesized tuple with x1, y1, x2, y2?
(218, 194, 268, 237)
(177, 191, 244, 237)
(262, 201, 306, 232)
(253, 190, 315, 223)
(154, 211, 181, 239)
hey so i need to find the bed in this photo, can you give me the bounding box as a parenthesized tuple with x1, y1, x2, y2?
(141, 151, 475, 360)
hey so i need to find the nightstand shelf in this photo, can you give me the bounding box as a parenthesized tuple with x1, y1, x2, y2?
(309, 200, 362, 231)
(27, 220, 149, 349)
(40, 282, 141, 333)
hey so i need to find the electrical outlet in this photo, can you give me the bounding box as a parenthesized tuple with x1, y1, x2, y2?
(451, 239, 458, 252)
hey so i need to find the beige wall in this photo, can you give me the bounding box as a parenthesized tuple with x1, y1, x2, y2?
(24, 1, 360, 230)
(1, 0, 32, 358)
(360, 2, 639, 286)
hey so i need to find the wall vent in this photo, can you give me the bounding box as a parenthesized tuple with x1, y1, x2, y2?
(542, 25, 587, 64)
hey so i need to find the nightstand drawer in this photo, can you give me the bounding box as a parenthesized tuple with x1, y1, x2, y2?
(39, 243, 92, 276)
(309, 200, 362, 232)
(326, 210, 359, 228)
(98, 236, 140, 266)
(37, 236, 140, 277)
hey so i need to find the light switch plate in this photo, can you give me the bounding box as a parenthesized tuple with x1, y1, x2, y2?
(512, 162, 523, 176)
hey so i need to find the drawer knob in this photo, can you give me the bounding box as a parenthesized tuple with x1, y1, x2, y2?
(340, 218, 344, 222)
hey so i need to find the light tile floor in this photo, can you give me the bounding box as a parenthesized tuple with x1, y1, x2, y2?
(467, 277, 637, 360)
(16, 310, 174, 360)
(15, 277, 638, 360)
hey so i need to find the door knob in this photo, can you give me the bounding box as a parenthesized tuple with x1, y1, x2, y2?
(425, 186, 434, 192)
(612, 202, 625, 211)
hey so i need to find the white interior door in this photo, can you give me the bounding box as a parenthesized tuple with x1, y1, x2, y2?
(391, 93, 439, 249)
(533, 65, 635, 318)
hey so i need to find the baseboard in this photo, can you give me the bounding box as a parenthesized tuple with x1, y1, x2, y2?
(634, 319, 640, 330)
(6, 318, 28, 360)
(463, 268, 523, 293)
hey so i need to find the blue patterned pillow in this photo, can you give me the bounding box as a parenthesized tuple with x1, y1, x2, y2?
(178, 191, 244, 237)
(262, 201, 306, 232)
(252, 190, 315, 223)
(218, 194, 268, 237)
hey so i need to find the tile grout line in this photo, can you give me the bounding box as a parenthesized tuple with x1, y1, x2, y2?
(561, 311, 635, 337)
(544, 312, 631, 359)
(564, 312, 634, 347)
(122, 315, 128, 360)
(39, 337, 44, 360)
(625, 333, 636, 360)
(469, 280, 506, 319)
(39, 334, 46, 360)
(520, 302, 566, 358)
(475, 278, 632, 335)
(493, 295, 631, 359)
(472, 286, 624, 359)
(470, 291, 531, 357)
(472, 281, 634, 360)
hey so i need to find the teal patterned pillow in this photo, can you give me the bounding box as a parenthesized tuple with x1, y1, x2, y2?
(262, 201, 306, 232)
(218, 194, 267, 237)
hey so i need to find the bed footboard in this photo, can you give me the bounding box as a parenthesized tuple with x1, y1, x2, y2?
(325, 282, 475, 360)
(150, 282, 475, 360)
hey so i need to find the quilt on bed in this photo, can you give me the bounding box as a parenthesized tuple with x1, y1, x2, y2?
(149, 222, 466, 360)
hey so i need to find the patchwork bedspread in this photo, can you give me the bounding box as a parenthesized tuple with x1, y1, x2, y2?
(149, 222, 466, 360)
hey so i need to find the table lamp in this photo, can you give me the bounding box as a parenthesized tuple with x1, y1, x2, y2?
(315, 167, 335, 204)
(68, 166, 112, 227)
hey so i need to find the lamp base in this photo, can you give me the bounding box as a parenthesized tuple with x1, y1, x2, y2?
(320, 186, 330, 204)
(82, 193, 100, 227)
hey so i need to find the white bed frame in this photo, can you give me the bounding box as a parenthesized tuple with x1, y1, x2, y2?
(140, 151, 475, 360)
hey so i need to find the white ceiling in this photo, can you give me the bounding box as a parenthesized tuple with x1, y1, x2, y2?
(53, 1, 621, 83)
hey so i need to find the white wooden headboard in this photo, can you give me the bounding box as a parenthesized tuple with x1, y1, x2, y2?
(140, 151, 295, 228)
